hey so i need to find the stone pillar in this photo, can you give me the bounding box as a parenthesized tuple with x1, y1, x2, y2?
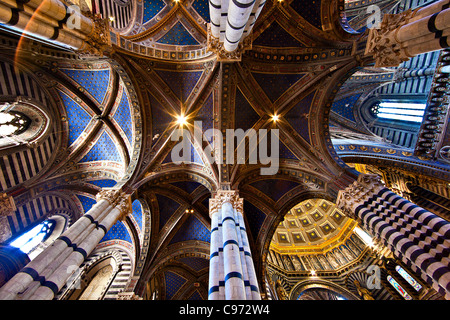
(365, 0, 450, 67)
(337, 174, 450, 299)
(207, 0, 266, 61)
(208, 190, 261, 300)
(0, 189, 131, 300)
(0, 0, 110, 56)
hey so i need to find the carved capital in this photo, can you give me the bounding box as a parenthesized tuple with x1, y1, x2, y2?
(336, 174, 385, 218)
(365, 9, 417, 67)
(96, 188, 120, 204)
(206, 24, 252, 62)
(0, 193, 16, 217)
(115, 193, 132, 221)
(78, 13, 111, 57)
(209, 190, 244, 218)
(117, 292, 142, 300)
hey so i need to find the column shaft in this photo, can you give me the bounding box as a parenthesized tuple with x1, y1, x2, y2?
(27, 205, 126, 299)
(396, 8, 450, 43)
(0, 189, 129, 300)
(208, 190, 261, 300)
(208, 207, 224, 299)
(337, 175, 450, 299)
(222, 201, 246, 299)
(209, 0, 222, 38)
(224, 0, 256, 52)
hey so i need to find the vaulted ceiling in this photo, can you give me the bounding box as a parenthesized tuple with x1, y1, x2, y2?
(3, 0, 447, 300)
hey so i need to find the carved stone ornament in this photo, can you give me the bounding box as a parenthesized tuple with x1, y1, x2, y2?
(117, 292, 143, 300)
(115, 193, 132, 221)
(78, 13, 112, 57)
(96, 188, 120, 204)
(0, 193, 16, 217)
(365, 9, 417, 67)
(209, 190, 244, 217)
(206, 24, 252, 62)
(336, 174, 385, 218)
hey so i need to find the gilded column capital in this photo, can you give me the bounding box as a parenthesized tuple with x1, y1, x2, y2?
(365, 9, 417, 67)
(206, 24, 252, 62)
(209, 189, 244, 218)
(96, 188, 121, 204)
(78, 13, 111, 57)
(115, 193, 132, 221)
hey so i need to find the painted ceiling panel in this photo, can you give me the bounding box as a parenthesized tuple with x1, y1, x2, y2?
(155, 70, 203, 103)
(76, 194, 96, 214)
(250, 179, 301, 202)
(251, 72, 305, 103)
(79, 131, 123, 163)
(113, 90, 133, 145)
(190, 144, 204, 165)
(290, 0, 322, 29)
(60, 68, 110, 104)
(271, 199, 355, 253)
(285, 91, 316, 143)
(86, 179, 117, 188)
(161, 141, 203, 165)
(235, 88, 260, 132)
(177, 256, 209, 272)
(170, 181, 203, 194)
(331, 94, 361, 122)
(156, 193, 181, 231)
(59, 90, 92, 146)
(253, 21, 304, 48)
(156, 22, 200, 46)
(169, 214, 210, 244)
(149, 93, 173, 144)
(195, 92, 214, 138)
(244, 200, 267, 240)
(279, 140, 298, 160)
(187, 290, 203, 300)
(132, 199, 143, 231)
(164, 271, 187, 299)
(142, 0, 166, 24)
(101, 220, 132, 243)
(192, 0, 210, 22)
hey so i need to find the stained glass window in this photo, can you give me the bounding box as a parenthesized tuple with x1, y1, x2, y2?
(387, 275, 412, 300)
(0, 111, 30, 137)
(395, 265, 422, 291)
(10, 220, 55, 255)
(376, 102, 426, 123)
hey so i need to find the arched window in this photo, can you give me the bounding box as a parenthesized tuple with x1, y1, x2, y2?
(0, 111, 31, 137)
(0, 99, 51, 150)
(10, 220, 55, 257)
(395, 265, 422, 292)
(373, 102, 426, 123)
(387, 275, 412, 300)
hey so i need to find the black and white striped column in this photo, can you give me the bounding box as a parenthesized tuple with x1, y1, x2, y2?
(337, 174, 450, 299)
(0, 189, 131, 300)
(208, 190, 261, 300)
(208, 0, 266, 53)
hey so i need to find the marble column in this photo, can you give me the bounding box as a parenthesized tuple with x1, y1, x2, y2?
(337, 174, 450, 299)
(207, 0, 266, 60)
(365, 0, 450, 67)
(0, 189, 131, 300)
(0, 0, 110, 56)
(208, 190, 261, 300)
